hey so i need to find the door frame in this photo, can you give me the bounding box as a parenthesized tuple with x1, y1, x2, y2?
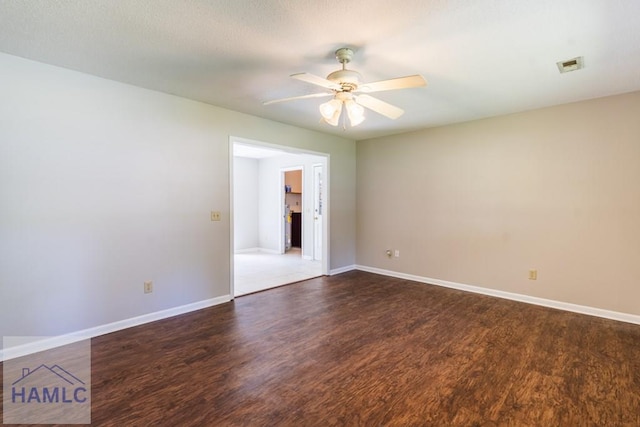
(229, 136, 330, 298)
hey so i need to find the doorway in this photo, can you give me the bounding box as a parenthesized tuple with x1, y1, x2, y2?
(283, 168, 303, 254)
(230, 137, 329, 297)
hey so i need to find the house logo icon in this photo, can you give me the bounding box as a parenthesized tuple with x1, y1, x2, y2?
(11, 364, 88, 404)
(3, 337, 91, 424)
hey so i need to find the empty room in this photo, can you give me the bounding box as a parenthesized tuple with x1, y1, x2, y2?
(1, 1, 639, 425)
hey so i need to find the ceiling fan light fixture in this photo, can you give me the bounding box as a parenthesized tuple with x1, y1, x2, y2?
(319, 98, 341, 120)
(325, 108, 341, 126)
(320, 98, 342, 126)
(345, 99, 365, 126)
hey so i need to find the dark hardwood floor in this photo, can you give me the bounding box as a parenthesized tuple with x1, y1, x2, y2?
(3, 270, 640, 426)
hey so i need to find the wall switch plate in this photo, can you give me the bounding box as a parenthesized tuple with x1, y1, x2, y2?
(528, 269, 537, 280)
(144, 281, 153, 293)
(394, 250, 400, 258)
(211, 211, 221, 221)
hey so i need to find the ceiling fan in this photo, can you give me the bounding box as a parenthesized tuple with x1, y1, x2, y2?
(264, 47, 427, 127)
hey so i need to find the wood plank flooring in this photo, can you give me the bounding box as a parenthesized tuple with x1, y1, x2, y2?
(3, 271, 640, 426)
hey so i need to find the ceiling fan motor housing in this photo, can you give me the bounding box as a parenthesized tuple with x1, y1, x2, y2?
(329, 48, 360, 91)
(327, 69, 361, 91)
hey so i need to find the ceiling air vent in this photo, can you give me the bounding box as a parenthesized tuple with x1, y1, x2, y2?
(557, 56, 584, 73)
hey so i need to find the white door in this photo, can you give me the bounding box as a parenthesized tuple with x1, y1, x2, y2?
(313, 164, 323, 261)
(282, 169, 291, 254)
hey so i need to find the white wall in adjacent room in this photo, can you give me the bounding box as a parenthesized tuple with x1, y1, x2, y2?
(233, 157, 259, 251)
(257, 153, 326, 256)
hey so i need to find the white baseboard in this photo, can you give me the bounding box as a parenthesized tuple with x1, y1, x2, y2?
(234, 248, 283, 254)
(234, 247, 260, 254)
(1, 295, 231, 362)
(8, 266, 636, 361)
(355, 265, 640, 326)
(330, 264, 357, 275)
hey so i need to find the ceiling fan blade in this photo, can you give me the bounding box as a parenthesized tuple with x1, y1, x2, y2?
(263, 92, 333, 106)
(358, 75, 427, 93)
(291, 73, 341, 90)
(355, 94, 404, 120)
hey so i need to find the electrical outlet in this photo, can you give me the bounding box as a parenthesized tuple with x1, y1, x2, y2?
(528, 269, 537, 280)
(211, 211, 221, 221)
(394, 250, 400, 258)
(144, 281, 153, 293)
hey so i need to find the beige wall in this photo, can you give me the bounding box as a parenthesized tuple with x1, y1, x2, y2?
(357, 91, 640, 316)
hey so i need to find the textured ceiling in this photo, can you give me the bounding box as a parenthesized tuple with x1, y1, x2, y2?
(1, 0, 639, 140)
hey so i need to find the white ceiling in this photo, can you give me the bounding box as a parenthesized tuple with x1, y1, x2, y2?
(233, 142, 286, 159)
(1, 0, 639, 140)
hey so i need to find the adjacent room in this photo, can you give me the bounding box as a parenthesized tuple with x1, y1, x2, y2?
(1, 1, 639, 425)
(232, 141, 326, 296)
